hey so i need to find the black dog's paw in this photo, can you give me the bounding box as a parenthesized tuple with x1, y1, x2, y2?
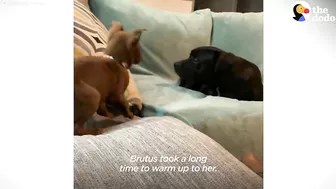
(199, 85, 218, 96)
(129, 103, 141, 117)
(202, 89, 217, 96)
(205, 89, 218, 96)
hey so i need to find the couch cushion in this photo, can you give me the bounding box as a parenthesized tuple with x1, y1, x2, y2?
(77, 0, 89, 8)
(74, 116, 262, 189)
(89, 0, 213, 81)
(133, 74, 263, 162)
(211, 12, 264, 76)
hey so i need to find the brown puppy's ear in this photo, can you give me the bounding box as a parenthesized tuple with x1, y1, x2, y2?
(107, 21, 124, 42)
(110, 21, 124, 32)
(127, 29, 146, 49)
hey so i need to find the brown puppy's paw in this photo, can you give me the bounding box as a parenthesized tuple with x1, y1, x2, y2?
(126, 109, 134, 119)
(97, 101, 115, 119)
(117, 95, 135, 119)
(105, 111, 115, 119)
(129, 103, 141, 116)
(74, 127, 105, 136)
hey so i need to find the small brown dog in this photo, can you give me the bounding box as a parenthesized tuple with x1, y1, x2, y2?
(74, 22, 146, 136)
(104, 21, 146, 68)
(74, 56, 131, 135)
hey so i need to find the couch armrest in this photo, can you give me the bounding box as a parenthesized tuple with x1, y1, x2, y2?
(74, 116, 262, 189)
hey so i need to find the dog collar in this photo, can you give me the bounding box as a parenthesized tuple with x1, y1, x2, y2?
(101, 54, 114, 60)
(101, 54, 127, 68)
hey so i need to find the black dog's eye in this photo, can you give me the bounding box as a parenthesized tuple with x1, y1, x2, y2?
(192, 57, 199, 63)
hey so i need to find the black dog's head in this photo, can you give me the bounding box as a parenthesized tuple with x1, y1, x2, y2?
(174, 47, 221, 88)
(215, 52, 263, 101)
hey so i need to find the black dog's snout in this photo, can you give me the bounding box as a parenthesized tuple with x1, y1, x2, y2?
(174, 61, 183, 75)
(195, 63, 202, 72)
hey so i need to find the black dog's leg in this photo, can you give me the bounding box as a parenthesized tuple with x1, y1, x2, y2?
(199, 84, 209, 94)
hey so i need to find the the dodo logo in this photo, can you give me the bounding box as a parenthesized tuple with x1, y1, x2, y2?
(293, 1, 335, 22)
(293, 1, 311, 22)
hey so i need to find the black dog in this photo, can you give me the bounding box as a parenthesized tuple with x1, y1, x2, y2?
(174, 46, 263, 101)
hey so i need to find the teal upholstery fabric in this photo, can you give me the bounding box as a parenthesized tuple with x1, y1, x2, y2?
(90, 0, 263, 161)
(211, 12, 264, 75)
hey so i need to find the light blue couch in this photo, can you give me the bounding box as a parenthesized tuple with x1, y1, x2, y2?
(90, 0, 263, 161)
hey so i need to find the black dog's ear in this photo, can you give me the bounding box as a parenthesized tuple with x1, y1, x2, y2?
(241, 67, 254, 80)
(213, 50, 221, 63)
(215, 54, 232, 73)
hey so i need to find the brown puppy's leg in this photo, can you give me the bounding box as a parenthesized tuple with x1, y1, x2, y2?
(74, 124, 104, 136)
(109, 94, 134, 119)
(74, 79, 104, 135)
(120, 94, 134, 119)
(97, 101, 115, 119)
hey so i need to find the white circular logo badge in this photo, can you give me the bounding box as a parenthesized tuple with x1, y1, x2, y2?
(293, 1, 311, 21)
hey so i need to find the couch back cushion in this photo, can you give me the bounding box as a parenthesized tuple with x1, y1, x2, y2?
(90, 0, 213, 81)
(74, 0, 108, 57)
(211, 12, 263, 77)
